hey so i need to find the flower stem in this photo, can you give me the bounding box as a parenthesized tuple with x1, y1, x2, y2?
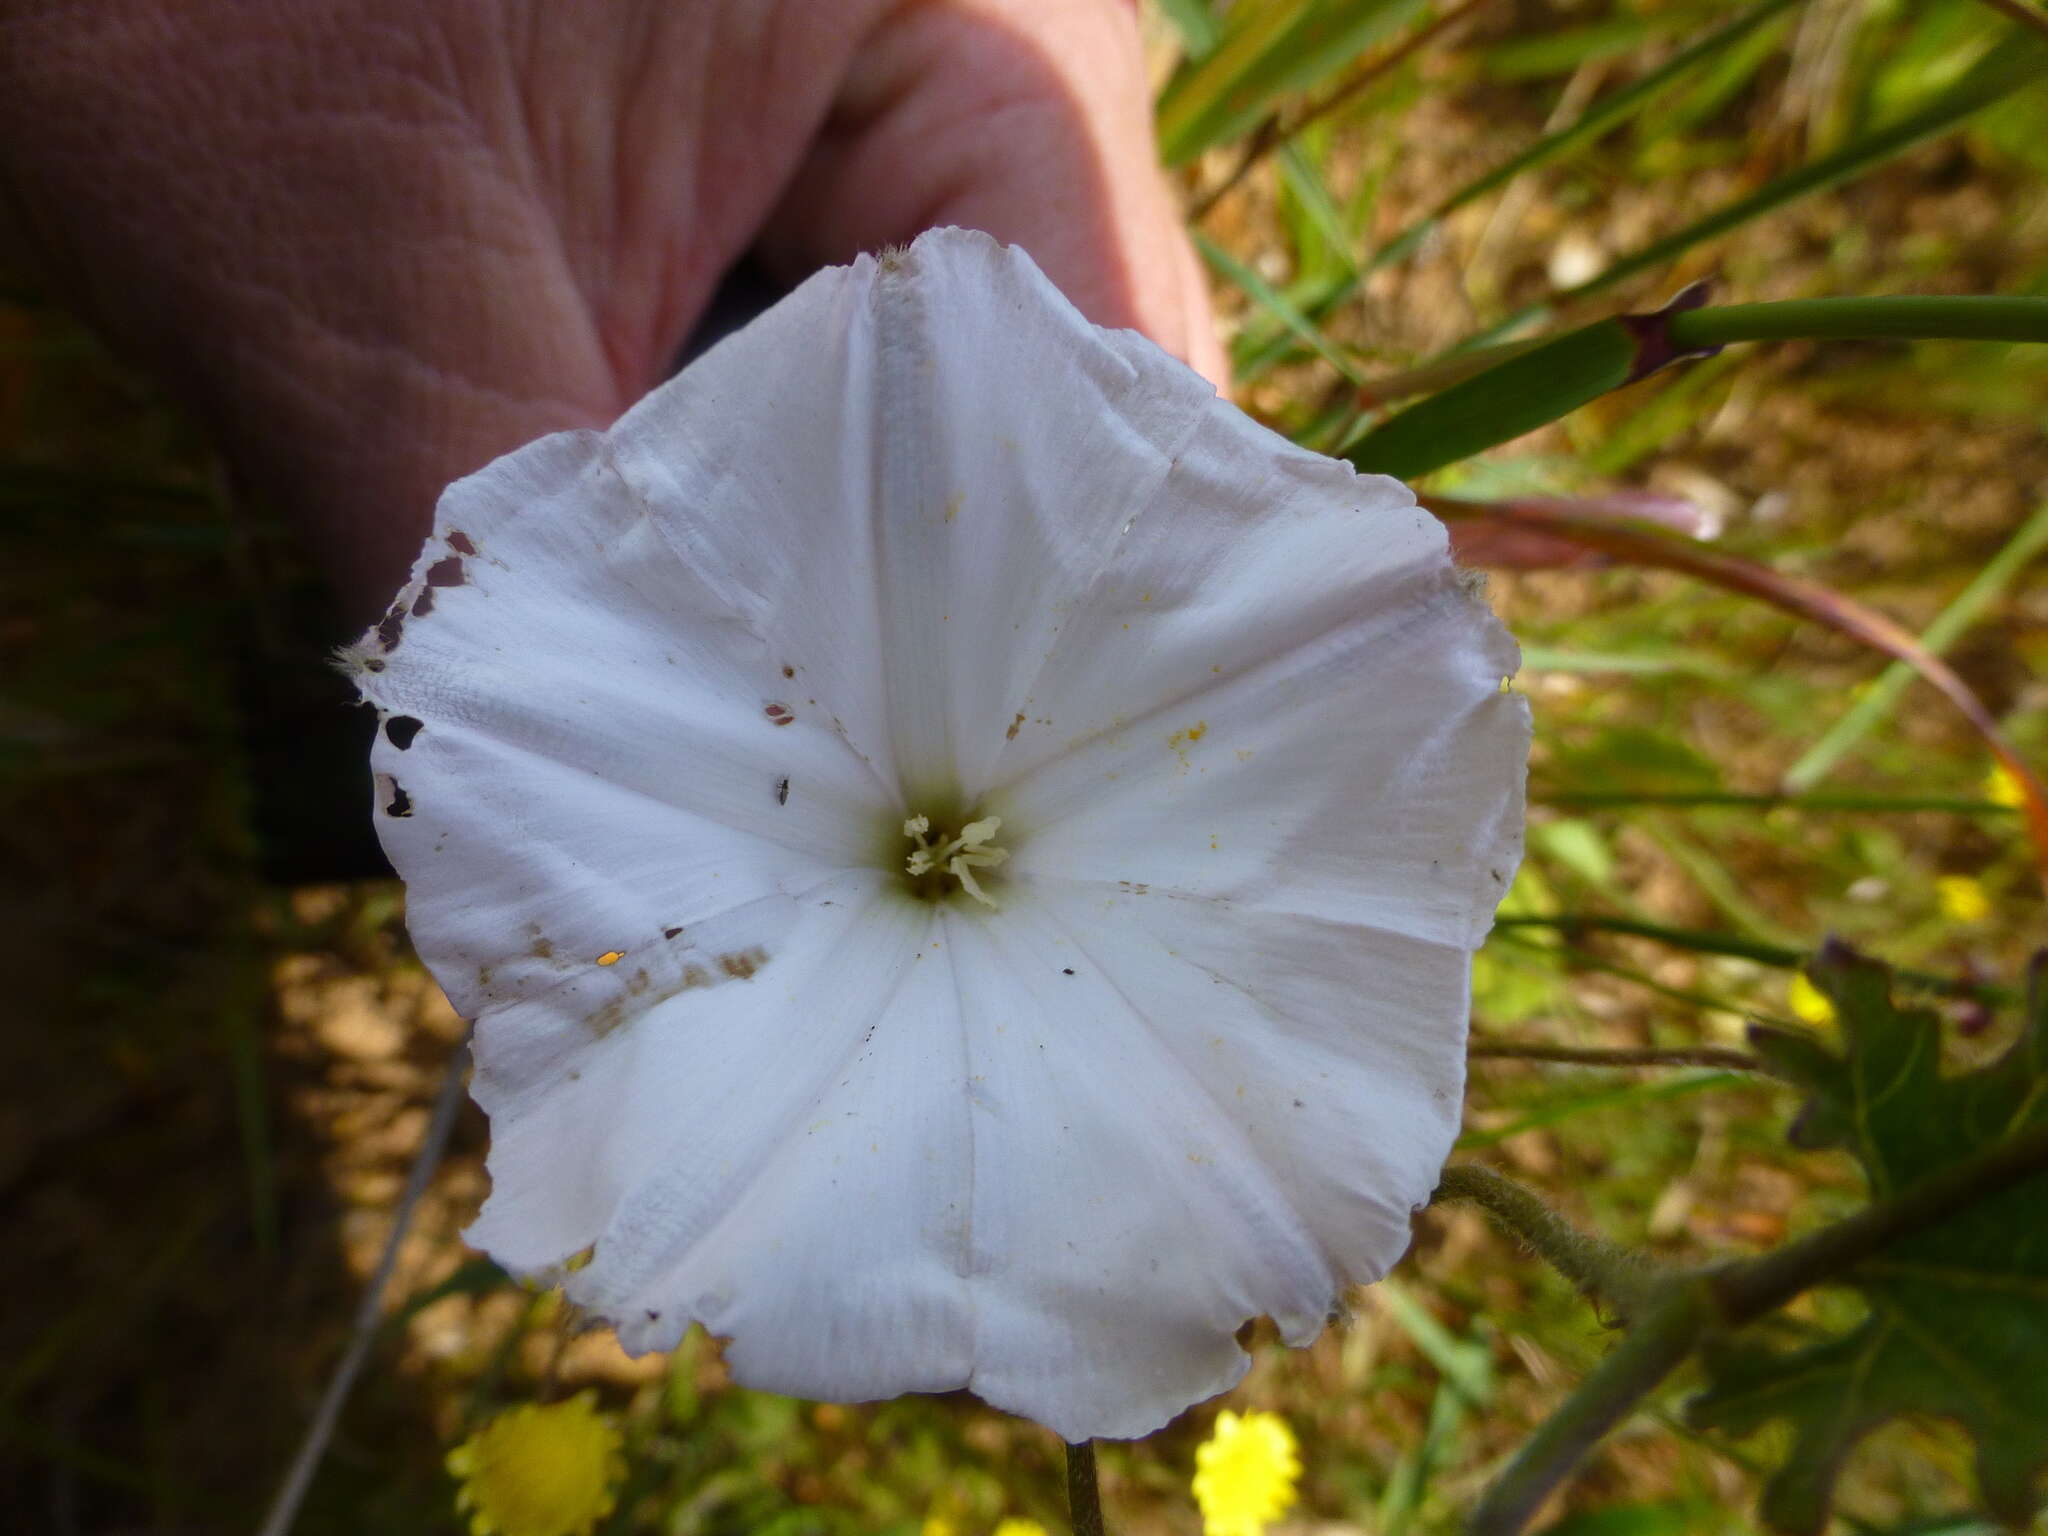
(1431, 1164, 1657, 1319)
(1066, 1440, 1106, 1536)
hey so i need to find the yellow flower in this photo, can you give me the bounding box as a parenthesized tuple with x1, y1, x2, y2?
(1936, 874, 1992, 925)
(1985, 764, 2026, 810)
(991, 1522, 1050, 1536)
(1193, 1409, 1301, 1536)
(1787, 972, 1837, 1029)
(921, 1519, 959, 1536)
(447, 1393, 625, 1536)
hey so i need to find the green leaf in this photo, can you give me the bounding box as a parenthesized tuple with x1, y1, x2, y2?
(1689, 949, 2048, 1534)
(1345, 318, 1640, 478)
(1479, 14, 1673, 82)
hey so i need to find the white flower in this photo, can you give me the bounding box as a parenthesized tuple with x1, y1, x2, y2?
(349, 228, 1527, 1442)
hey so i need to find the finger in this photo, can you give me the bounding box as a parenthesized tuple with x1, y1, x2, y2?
(758, 0, 1228, 393)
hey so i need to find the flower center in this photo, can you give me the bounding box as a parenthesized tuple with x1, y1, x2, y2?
(902, 813, 1009, 908)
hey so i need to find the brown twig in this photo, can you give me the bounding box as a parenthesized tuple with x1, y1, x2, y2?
(1066, 1440, 1106, 1536)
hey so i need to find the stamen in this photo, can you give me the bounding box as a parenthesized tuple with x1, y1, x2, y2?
(902, 813, 1010, 908)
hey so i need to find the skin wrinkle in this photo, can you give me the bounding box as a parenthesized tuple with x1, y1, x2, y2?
(766, 0, 1172, 349)
(0, 0, 1220, 618)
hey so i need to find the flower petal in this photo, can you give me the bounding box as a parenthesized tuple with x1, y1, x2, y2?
(358, 227, 1529, 1443)
(985, 395, 1526, 953)
(356, 432, 902, 1026)
(935, 885, 1468, 1439)
(548, 885, 984, 1403)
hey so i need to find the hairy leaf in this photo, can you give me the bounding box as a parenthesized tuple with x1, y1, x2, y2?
(1688, 948, 2048, 1534)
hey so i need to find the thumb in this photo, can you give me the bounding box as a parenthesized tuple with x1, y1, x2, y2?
(758, 0, 1228, 393)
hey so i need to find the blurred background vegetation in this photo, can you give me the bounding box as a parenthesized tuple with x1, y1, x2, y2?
(2, 0, 2044, 1532)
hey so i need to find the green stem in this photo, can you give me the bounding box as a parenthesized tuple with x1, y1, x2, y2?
(1711, 1119, 2048, 1324)
(1493, 914, 2012, 1002)
(1461, 1121, 2048, 1533)
(1469, 1041, 1774, 1075)
(1433, 1165, 1657, 1318)
(1466, 1284, 1711, 1536)
(1667, 295, 2048, 347)
(1066, 1441, 1106, 1536)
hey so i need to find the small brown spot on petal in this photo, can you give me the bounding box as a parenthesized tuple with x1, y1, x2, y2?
(447, 530, 478, 556)
(410, 587, 435, 618)
(426, 554, 466, 587)
(663, 926, 684, 940)
(1006, 711, 1026, 741)
(376, 606, 405, 651)
(764, 703, 796, 726)
(717, 946, 768, 980)
(384, 715, 423, 750)
(781, 664, 795, 679)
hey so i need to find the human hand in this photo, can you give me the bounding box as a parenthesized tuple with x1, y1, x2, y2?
(0, 0, 1222, 618)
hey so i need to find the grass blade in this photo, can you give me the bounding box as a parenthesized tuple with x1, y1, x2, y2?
(1536, 788, 2018, 816)
(1381, 0, 1806, 267)
(1196, 231, 1368, 383)
(1475, 33, 2048, 344)
(1347, 297, 2048, 481)
(1493, 913, 2012, 1001)
(1457, 1072, 1746, 1149)
(1192, 0, 1491, 220)
(1156, 0, 1221, 54)
(1429, 496, 2048, 891)
(1784, 499, 2048, 790)
(1345, 319, 1640, 478)
(1158, 0, 1427, 166)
